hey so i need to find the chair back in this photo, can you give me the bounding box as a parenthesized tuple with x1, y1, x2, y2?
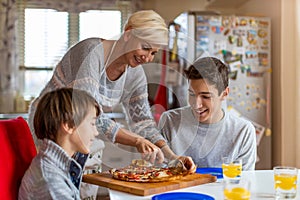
(0, 117, 37, 200)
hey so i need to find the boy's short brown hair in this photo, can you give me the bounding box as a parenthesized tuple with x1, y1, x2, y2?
(34, 88, 101, 141)
(184, 57, 229, 95)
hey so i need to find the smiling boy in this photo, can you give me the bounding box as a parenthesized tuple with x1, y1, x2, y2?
(158, 57, 256, 170)
(19, 88, 101, 199)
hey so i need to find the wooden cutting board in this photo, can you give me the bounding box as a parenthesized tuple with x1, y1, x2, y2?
(82, 172, 217, 196)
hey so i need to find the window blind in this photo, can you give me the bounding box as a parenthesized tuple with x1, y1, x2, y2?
(17, 0, 131, 68)
(17, 0, 132, 97)
(79, 10, 121, 41)
(24, 8, 68, 68)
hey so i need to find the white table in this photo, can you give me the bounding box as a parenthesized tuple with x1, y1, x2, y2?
(108, 170, 300, 200)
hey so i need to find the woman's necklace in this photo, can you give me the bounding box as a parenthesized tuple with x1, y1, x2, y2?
(106, 64, 127, 81)
(104, 40, 127, 81)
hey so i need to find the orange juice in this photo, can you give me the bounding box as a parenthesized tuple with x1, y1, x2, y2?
(274, 174, 297, 190)
(224, 187, 250, 200)
(273, 166, 298, 199)
(222, 163, 242, 178)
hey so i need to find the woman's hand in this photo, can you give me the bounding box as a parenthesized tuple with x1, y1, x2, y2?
(114, 128, 164, 164)
(178, 156, 197, 174)
(135, 137, 164, 164)
(160, 144, 196, 173)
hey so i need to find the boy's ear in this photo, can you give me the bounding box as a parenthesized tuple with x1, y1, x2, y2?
(220, 87, 229, 100)
(61, 123, 75, 135)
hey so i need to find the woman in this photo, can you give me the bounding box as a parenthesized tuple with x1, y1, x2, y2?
(28, 10, 195, 199)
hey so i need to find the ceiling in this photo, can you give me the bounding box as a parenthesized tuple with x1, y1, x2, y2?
(205, 0, 249, 9)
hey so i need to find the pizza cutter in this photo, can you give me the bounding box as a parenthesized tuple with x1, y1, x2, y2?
(154, 159, 187, 174)
(167, 159, 188, 174)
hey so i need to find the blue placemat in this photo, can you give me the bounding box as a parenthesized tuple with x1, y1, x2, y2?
(196, 167, 223, 179)
(152, 192, 214, 200)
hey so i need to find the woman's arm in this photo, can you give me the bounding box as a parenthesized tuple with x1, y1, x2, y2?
(121, 67, 166, 144)
(95, 115, 164, 163)
(114, 128, 164, 163)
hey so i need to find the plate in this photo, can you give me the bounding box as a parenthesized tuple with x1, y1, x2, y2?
(196, 167, 223, 179)
(152, 192, 214, 200)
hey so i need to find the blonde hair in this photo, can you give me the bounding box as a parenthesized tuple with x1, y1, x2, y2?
(124, 10, 168, 46)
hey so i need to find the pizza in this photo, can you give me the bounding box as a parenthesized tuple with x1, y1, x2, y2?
(109, 159, 191, 183)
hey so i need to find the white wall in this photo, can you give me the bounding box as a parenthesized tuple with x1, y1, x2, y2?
(296, 0, 300, 168)
(280, 0, 298, 167)
(142, 0, 208, 23)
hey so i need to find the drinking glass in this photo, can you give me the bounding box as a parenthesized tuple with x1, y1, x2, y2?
(274, 166, 298, 199)
(222, 157, 242, 183)
(223, 178, 251, 200)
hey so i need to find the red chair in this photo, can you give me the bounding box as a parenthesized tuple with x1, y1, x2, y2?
(0, 117, 37, 200)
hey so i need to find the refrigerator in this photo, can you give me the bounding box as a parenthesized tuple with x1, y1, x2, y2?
(166, 11, 272, 169)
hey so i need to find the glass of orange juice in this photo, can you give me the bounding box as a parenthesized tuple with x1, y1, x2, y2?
(274, 166, 298, 199)
(223, 179, 251, 200)
(222, 157, 242, 183)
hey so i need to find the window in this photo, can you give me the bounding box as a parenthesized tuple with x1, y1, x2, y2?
(18, 6, 123, 98)
(79, 10, 121, 41)
(24, 9, 69, 67)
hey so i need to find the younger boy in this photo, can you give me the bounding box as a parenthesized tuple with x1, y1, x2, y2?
(159, 57, 256, 170)
(19, 88, 101, 199)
